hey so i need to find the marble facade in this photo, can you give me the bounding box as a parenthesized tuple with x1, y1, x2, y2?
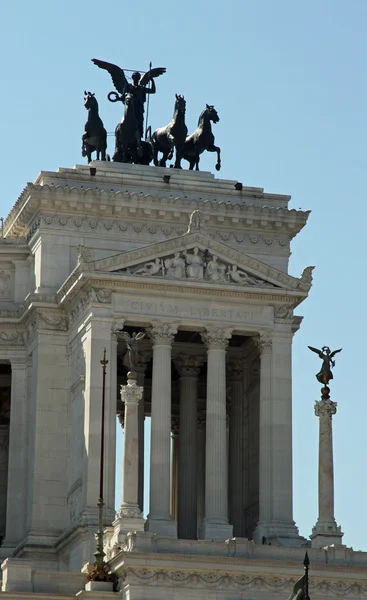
(0, 162, 364, 599)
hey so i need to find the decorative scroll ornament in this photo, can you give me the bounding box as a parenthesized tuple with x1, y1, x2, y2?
(274, 305, 293, 320)
(0, 331, 24, 346)
(121, 566, 367, 597)
(314, 398, 337, 418)
(299, 266, 315, 288)
(120, 247, 276, 288)
(187, 210, 206, 233)
(77, 244, 94, 265)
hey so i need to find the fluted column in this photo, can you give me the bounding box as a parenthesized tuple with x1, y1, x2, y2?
(135, 352, 151, 514)
(228, 359, 244, 537)
(145, 323, 178, 538)
(254, 330, 299, 543)
(311, 399, 343, 547)
(175, 355, 204, 539)
(199, 327, 233, 541)
(196, 409, 206, 536)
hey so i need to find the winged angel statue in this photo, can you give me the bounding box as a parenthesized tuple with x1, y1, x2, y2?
(119, 331, 146, 372)
(92, 59, 166, 140)
(308, 345, 342, 385)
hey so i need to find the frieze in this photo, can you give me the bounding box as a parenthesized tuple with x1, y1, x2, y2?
(118, 247, 278, 289)
(25, 212, 291, 252)
(122, 567, 367, 596)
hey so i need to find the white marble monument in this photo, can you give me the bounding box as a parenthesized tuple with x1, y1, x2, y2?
(0, 161, 362, 600)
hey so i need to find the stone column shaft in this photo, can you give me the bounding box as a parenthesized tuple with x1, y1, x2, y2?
(254, 330, 299, 542)
(311, 399, 343, 547)
(196, 413, 206, 537)
(228, 360, 244, 537)
(146, 323, 178, 538)
(120, 375, 143, 512)
(200, 327, 233, 542)
(135, 352, 151, 514)
(176, 356, 203, 540)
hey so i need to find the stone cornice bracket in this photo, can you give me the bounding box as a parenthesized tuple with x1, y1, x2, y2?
(314, 399, 337, 418)
(254, 333, 273, 355)
(174, 354, 205, 377)
(200, 327, 233, 350)
(147, 323, 179, 345)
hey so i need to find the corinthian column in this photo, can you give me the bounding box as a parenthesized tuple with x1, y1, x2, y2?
(228, 358, 244, 537)
(175, 355, 204, 539)
(311, 399, 343, 547)
(145, 323, 178, 538)
(199, 327, 233, 542)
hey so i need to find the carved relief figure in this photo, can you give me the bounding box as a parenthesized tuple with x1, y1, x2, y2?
(135, 258, 163, 276)
(227, 265, 258, 285)
(165, 252, 185, 279)
(206, 255, 226, 282)
(185, 247, 204, 280)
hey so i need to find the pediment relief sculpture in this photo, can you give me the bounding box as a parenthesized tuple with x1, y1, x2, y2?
(119, 247, 277, 288)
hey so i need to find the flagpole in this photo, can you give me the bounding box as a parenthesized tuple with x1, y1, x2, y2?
(303, 551, 310, 600)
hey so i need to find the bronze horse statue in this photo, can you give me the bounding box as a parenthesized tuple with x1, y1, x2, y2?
(151, 94, 187, 168)
(113, 92, 143, 163)
(183, 104, 221, 171)
(82, 92, 107, 162)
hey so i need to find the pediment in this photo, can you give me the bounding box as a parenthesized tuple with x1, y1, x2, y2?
(91, 231, 311, 292)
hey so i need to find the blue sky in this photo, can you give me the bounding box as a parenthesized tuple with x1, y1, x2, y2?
(1, 0, 367, 549)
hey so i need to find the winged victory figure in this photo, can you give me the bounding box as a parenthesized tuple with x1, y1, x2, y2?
(92, 59, 166, 139)
(308, 345, 342, 385)
(119, 331, 146, 372)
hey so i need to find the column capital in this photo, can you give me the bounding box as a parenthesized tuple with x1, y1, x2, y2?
(200, 327, 232, 350)
(120, 379, 143, 406)
(255, 333, 273, 354)
(174, 354, 205, 377)
(147, 323, 178, 345)
(315, 399, 337, 418)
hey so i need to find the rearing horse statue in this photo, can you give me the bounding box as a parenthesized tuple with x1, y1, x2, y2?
(183, 104, 221, 171)
(113, 92, 142, 163)
(82, 91, 107, 162)
(151, 94, 187, 168)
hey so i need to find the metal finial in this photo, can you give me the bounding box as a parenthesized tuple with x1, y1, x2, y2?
(308, 345, 342, 400)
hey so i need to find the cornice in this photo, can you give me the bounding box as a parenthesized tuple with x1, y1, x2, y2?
(4, 182, 310, 239)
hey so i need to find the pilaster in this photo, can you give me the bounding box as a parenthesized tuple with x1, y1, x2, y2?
(253, 327, 300, 544)
(81, 312, 116, 525)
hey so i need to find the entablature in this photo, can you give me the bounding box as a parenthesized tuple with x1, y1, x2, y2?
(4, 180, 309, 242)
